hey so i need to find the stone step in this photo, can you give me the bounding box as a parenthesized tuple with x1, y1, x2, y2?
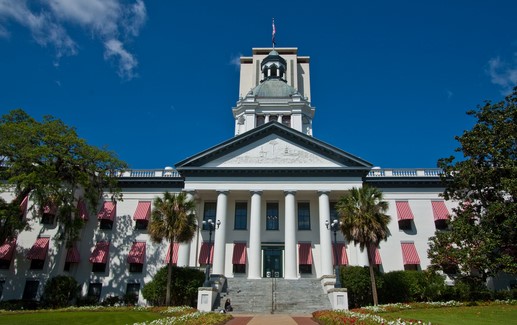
(224, 278, 331, 314)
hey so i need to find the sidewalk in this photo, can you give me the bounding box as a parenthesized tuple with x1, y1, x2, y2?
(225, 314, 318, 325)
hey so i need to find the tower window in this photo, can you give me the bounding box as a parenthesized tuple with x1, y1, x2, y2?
(256, 115, 265, 127)
(270, 115, 278, 122)
(282, 115, 291, 127)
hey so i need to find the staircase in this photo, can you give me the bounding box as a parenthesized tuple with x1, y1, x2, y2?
(223, 277, 332, 314)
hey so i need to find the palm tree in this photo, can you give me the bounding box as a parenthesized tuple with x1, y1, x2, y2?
(336, 185, 390, 306)
(149, 191, 197, 306)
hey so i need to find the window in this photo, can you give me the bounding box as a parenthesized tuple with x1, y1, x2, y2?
(0, 280, 4, 300)
(398, 219, 412, 231)
(234, 202, 247, 230)
(299, 264, 312, 274)
(41, 212, 56, 225)
(30, 259, 45, 270)
(22, 280, 39, 300)
(126, 283, 140, 297)
(404, 264, 419, 271)
(270, 115, 278, 122)
(92, 262, 107, 273)
(88, 283, 102, 302)
(256, 115, 265, 127)
(202, 202, 217, 230)
(0, 259, 10, 270)
(298, 202, 311, 230)
(135, 220, 148, 230)
(435, 219, 448, 230)
(129, 263, 143, 273)
(233, 264, 246, 273)
(330, 202, 338, 221)
(64, 262, 71, 272)
(266, 202, 279, 230)
(99, 219, 113, 230)
(282, 115, 291, 127)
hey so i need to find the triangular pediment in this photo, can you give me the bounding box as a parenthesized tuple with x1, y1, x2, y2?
(176, 122, 372, 176)
(204, 134, 345, 167)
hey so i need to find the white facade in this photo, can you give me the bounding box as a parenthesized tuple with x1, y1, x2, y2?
(0, 47, 453, 304)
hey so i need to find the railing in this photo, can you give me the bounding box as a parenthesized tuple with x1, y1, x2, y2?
(118, 169, 181, 178)
(367, 168, 443, 178)
(120, 168, 442, 179)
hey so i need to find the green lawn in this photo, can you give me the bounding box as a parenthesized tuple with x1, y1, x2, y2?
(0, 310, 163, 325)
(382, 304, 517, 325)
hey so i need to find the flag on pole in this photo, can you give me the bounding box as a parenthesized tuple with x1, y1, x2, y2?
(272, 18, 276, 47)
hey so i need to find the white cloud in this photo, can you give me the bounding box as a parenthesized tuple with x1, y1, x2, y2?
(229, 53, 242, 71)
(0, 0, 147, 80)
(104, 38, 138, 79)
(487, 55, 517, 94)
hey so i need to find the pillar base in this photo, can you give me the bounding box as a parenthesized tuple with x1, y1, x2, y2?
(328, 288, 348, 310)
(197, 287, 218, 312)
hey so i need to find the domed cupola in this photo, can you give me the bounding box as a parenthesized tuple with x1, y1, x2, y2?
(261, 50, 287, 82)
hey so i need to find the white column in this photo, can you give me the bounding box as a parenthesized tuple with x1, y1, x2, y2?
(177, 191, 196, 267)
(212, 190, 228, 275)
(248, 190, 262, 279)
(265, 114, 270, 123)
(318, 191, 333, 276)
(357, 246, 369, 267)
(284, 190, 297, 279)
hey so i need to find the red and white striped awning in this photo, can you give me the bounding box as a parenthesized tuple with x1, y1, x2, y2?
(369, 246, 382, 265)
(20, 195, 28, 217)
(0, 238, 16, 261)
(89, 241, 110, 264)
(66, 244, 81, 263)
(164, 242, 179, 264)
(77, 199, 89, 221)
(27, 237, 50, 260)
(232, 242, 247, 264)
(401, 242, 420, 265)
(432, 201, 449, 221)
(133, 201, 151, 221)
(298, 242, 313, 265)
(198, 242, 214, 265)
(127, 242, 146, 264)
(97, 201, 116, 221)
(333, 243, 348, 265)
(396, 201, 414, 220)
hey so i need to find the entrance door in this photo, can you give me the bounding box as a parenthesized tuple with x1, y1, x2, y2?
(263, 247, 283, 278)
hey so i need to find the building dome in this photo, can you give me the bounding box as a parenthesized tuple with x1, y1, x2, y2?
(251, 79, 297, 97)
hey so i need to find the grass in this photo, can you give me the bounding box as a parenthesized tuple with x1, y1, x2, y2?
(0, 306, 232, 325)
(313, 301, 517, 325)
(0, 310, 163, 325)
(383, 304, 517, 325)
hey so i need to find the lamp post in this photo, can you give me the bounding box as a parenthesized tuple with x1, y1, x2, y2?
(202, 218, 220, 287)
(326, 219, 342, 288)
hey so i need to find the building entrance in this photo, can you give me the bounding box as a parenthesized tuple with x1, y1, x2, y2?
(262, 246, 283, 278)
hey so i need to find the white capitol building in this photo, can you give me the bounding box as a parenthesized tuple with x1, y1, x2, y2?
(0, 46, 458, 308)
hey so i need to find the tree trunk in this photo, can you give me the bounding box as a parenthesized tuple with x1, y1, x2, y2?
(166, 238, 174, 306)
(367, 243, 379, 306)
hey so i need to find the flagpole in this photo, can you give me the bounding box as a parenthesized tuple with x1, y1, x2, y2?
(272, 18, 276, 50)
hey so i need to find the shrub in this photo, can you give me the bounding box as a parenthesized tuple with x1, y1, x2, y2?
(341, 266, 375, 308)
(41, 275, 79, 309)
(0, 299, 40, 310)
(123, 292, 139, 306)
(101, 295, 121, 306)
(378, 270, 446, 304)
(142, 266, 204, 306)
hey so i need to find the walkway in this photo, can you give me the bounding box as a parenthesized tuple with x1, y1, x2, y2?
(225, 314, 318, 325)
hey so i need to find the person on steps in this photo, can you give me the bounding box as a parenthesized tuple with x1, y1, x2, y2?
(225, 298, 233, 312)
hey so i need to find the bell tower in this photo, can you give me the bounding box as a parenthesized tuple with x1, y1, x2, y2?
(232, 48, 315, 136)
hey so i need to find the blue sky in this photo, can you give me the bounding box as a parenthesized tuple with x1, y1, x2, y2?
(1, 1, 516, 169)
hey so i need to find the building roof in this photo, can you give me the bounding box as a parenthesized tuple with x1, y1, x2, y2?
(251, 79, 297, 97)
